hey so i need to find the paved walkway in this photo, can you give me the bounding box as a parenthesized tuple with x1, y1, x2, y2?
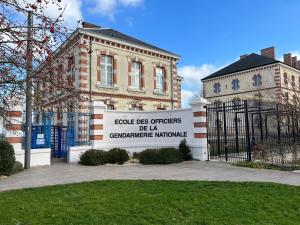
(0, 161, 299, 192)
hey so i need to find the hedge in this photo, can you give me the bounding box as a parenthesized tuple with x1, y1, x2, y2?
(138, 148, 183, 165)
(0, 140, 16, 176)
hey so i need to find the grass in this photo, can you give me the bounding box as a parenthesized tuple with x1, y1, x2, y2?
(0, 181, 299, 225)
(232, 160, 300, 171)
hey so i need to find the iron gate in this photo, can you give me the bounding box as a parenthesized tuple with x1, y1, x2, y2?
(30, 111, 90, 160)
(206, 100, 300, 162)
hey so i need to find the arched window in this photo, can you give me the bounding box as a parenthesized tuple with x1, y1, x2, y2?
(291, 76, 295, 86)
(213, 82, 221, 94)
(100, 55, 113, 87)
(253, 74, 262, 86)
(232, 79, 240, 91)
(283, 73, 288, 85)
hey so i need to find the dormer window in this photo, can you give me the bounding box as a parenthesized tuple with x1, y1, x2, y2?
(253, 74, 262, 86)
(213, 82, 221, 94)
(232, 79, 240, 91)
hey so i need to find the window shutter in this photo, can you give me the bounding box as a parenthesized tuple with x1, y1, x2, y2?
(128, 62, 131, 86)
(113, 58, 117, 84)
(141, 64, 145, 88)
(153, 67, 156, 89)
(97, 55, 101, 81)
(163, 67, 167, 92)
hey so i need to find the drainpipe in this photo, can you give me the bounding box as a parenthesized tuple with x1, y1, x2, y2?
(170, 58, 174, 109)
(88, 36, 92, 102)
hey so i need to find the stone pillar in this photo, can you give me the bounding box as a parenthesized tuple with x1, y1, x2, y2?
(190, 97, 209, 160)
(5, 101, 23, 152)
(89, 101, 106, 148)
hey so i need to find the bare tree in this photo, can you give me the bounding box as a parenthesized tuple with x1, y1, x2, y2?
(0, 0, 81, 123)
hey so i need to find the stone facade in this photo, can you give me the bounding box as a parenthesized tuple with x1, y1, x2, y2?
(38, 22, 182, 111)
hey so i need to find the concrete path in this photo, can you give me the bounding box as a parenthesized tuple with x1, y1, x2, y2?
(0, 161, 299, 192)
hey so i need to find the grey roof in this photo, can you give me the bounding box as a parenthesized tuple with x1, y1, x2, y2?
(202, 53, 280, 81)
(81, 28, 180, 58)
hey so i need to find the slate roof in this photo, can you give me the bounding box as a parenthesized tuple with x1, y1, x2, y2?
(202, 53, 280, 81)
(80, 28, 180, 58)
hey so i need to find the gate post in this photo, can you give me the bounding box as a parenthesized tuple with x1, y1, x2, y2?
(4, 100, 23, 152)
(89, 101, 106, 148)
(190, 97, 209, 160)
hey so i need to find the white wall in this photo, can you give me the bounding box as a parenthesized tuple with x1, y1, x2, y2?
(15, 148, 51, 167)
(100, 108, 194, 152)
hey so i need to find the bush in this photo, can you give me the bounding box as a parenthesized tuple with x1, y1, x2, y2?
(79, 149, 107, 166)
(106, 148, 129, 165)
(139, 148, 183, 165)
(138, 149, 159, 164)
(0, 140, 16, 176)
(179, 139, 192, 161)
(12, 161, 24, 174)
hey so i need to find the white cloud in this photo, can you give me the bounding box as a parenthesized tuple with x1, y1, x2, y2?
(119, 0, 143, 7)
(181, 90, 195, 108)
(18, 0, 83, 28)
(45, 0, 83, 29)
(178, 64, 223, 108)
(90, 0, 143, 21)
(178, 64, 218, 89)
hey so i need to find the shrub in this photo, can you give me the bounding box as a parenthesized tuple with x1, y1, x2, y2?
(0, 140, 16, 176)
(138, 149, 159, 164)
(106, 148, 129, 165)
(79, 149, 107, 166)
(157, 148, 183, 164)
(12, 161, 24, 174)
(139, 148, 183, 165)
(178, 139, 192, 161)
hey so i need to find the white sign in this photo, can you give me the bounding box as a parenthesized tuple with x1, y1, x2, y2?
(37, 134, 44, 139)
(103, 109, 193, 148)
(36, 139, 45, 145)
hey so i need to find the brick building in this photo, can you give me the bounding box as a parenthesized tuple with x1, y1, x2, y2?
(38, 22, 182, 111)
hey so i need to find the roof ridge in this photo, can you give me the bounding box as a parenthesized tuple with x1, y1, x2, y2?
(202, 53, 279, 81)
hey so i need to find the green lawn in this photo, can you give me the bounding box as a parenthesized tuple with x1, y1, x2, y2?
(0, 181, 299, 225)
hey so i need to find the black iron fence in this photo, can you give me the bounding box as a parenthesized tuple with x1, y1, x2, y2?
(206, 100, 300, 164)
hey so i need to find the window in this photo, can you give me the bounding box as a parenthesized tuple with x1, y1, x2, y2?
(213, 83, 221, 94)
(232, 79, 240, 91)
(106, 104, 114, 110)
(291, 76, 295, 86)
(130, 62, 141, 88)
(130, 104, 143, 111)
(100, 55, 113, 86)
(284, 73, 288, 85)
(156, 67, 164, 92)
(71, 67, 76, 82)
(253, 74, 262, 86)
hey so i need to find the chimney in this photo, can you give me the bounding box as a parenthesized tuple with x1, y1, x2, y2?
(261, 46, 275, 59)
(297, 61, 300, 69)
(284, 53, 292, 66)
(82, 21, 101, 29)
(292, 56, 297, 68)
(240, 54, 248, 60)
